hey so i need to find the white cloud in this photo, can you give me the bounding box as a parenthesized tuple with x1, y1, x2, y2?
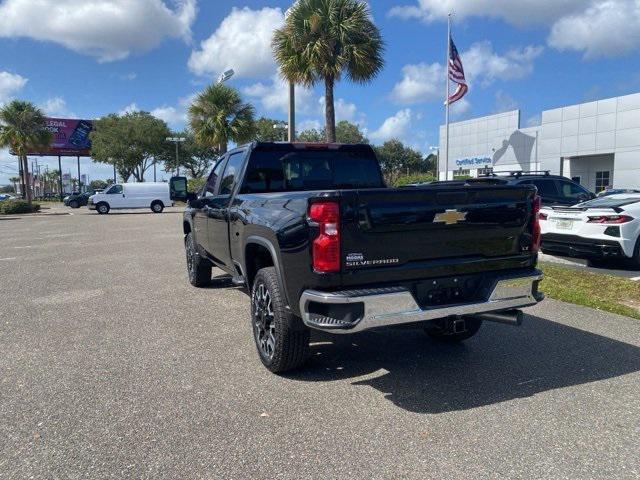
(548, 0, 640, 59)
(317, 96, 364, 125)
(388, 0, 585, 27)
(151, 106, 186, 126)
(118, 103, 139, 115)
(0, 71, 27, 104)
(298, 119, 322, 132)
(188, 7, 284, 78)
(0, 0, 196, 62)
(369, 109, 413, 142)
(391, 62, 444, 105)
(390, 0, 640, 59)
(463, 42, 543, 87)
(391, 41, 541, 105)
(244, 75, 315, 115)
(493, 90, 518, 113)
(40, 97, 74, 117)
(450, 97, 471, 119)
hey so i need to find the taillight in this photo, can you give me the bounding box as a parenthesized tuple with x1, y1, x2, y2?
(587, 215, 633, 224)
(309, 201, 340, 272)
(532, 195, 541, 253)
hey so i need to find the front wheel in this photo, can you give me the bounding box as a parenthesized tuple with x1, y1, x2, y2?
(251, 267, 310, 373)
(69, 200, 79, 209)
(151, 201, 164, 213)
(424, 316, 483, 342)
(96, 202, 110, 214)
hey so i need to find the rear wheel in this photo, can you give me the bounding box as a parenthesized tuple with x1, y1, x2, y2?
(630, 237, 640, 269)
(424, 316, 483, 342)
(151, 201, 164, 213)
(251, 267, 310, 373)
(96, 202, 110, 214)
(185, 232, 211, 287)
(69, 200, 79, 209)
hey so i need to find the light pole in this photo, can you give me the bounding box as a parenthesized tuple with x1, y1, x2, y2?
(285, 5, 297, 142)
(166, 137, 186, 176)
(273, 122, 288, 141)
(429, 145, 440, 179)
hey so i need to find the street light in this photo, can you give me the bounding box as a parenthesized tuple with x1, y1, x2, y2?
(217, 69, 235, 84)
(166, 137, 186, 176)
(273, 122, 288, 141)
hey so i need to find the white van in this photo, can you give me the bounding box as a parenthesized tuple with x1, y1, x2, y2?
(88, 182, 173, 214)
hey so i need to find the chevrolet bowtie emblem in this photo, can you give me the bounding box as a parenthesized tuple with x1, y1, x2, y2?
(434, 209, 467, 225)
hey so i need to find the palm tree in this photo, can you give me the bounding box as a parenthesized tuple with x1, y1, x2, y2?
(0, 100, 51, 203)
(272, 0, 384, 143)
(188, 83, 256, 153)
(9, 176, 20, 195)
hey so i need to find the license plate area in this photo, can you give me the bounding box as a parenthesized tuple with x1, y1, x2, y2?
(554, 218, 574, 230)
(415, 275, 484, 308)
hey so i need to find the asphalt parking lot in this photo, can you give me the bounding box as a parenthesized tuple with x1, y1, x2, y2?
(1, 208, 640, 479)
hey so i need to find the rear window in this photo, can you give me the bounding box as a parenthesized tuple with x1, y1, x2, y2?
(579, 195, 640, 209)
(241, 148, 384, 193)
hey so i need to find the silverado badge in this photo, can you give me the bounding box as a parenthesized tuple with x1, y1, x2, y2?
(434, 209, 467, 225)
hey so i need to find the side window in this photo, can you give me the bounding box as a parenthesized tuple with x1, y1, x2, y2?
(106, 185, 123, 194)
(203, 159, 226, 198)
(558, 180, 588, 200)
(219, 152, 245, 195)
(530, 179, 559, 197)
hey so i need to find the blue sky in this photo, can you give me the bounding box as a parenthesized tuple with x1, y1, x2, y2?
(2, 0, 640, 184)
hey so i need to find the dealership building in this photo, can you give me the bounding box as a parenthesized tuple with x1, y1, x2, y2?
(438, 92, 640, 192)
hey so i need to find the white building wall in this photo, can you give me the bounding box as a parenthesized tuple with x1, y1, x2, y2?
(440, 92, 640, 189)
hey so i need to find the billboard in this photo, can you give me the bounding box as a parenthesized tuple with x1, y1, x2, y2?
(27, 118, 93, 157)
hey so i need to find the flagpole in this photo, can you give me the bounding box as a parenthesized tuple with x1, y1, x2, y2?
(444, 13, 452, 181)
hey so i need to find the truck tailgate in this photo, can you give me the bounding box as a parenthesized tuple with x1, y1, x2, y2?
(339, 185, 536, 283)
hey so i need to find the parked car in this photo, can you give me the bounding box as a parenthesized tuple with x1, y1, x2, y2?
(88, 182, 172, 214)
(596, 188, 640, 197)
(64, 191, 95, 208)
(170, 142, 544, 373)
(540, 193, 640, 267)
(0, 194, 15, 201)
(480, 171, 596, 207)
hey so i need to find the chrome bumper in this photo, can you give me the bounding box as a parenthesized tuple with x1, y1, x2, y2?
(299, 270, 543, 333)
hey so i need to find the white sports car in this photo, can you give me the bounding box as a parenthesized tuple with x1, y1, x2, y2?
(540, 193, 640, 267)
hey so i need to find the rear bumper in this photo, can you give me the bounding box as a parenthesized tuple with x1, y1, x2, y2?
(541, 233, 625, 259)
(299, 270, 543, 333)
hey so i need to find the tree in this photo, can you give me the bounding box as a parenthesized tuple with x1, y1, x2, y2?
(160, 131, 219, 178)
(90, 179, 109, 191)
(297, 120, 368, 144)
(254, 117, 288, 142)
(335, 120, 368, 144)
(188, 83, 256, 154)
(273, 0, 384, 142)
(91, 112, 171, 182)
(374, 139, 425, 182)
(9, 176, 20, 194)
(0, 100, 51, 203)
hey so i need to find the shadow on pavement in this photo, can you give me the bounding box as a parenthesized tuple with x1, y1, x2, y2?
(287, 315, 640, 414)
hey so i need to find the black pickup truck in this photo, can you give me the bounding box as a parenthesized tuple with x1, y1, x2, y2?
(170, 142, 544, 373)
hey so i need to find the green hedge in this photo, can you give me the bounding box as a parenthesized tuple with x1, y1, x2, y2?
(0, 200, 41, 215)
(391, 173, 436, 187)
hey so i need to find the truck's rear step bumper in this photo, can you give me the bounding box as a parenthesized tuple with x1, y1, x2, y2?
(299, 270, 543, 333)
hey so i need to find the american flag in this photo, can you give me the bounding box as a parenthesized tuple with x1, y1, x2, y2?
(447, 36, 468, 105)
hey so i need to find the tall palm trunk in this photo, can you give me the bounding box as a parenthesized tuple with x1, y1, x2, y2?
(219, 140, 228, 154)
(21, 155, 32, 203)
(324, 76, 336, 143)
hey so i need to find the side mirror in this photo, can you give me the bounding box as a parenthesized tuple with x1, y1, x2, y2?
(169, 176, 189, 201)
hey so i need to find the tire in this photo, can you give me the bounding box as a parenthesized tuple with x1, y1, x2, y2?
(69, 200, 79, 209)
(185, 232, 211, 287)
(424, 316, 483, 342)
(96, 202, 110, 214)
(251, 267, 310, 373)
(630, 237, 640, 269)
(151, 201, 164, 213)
